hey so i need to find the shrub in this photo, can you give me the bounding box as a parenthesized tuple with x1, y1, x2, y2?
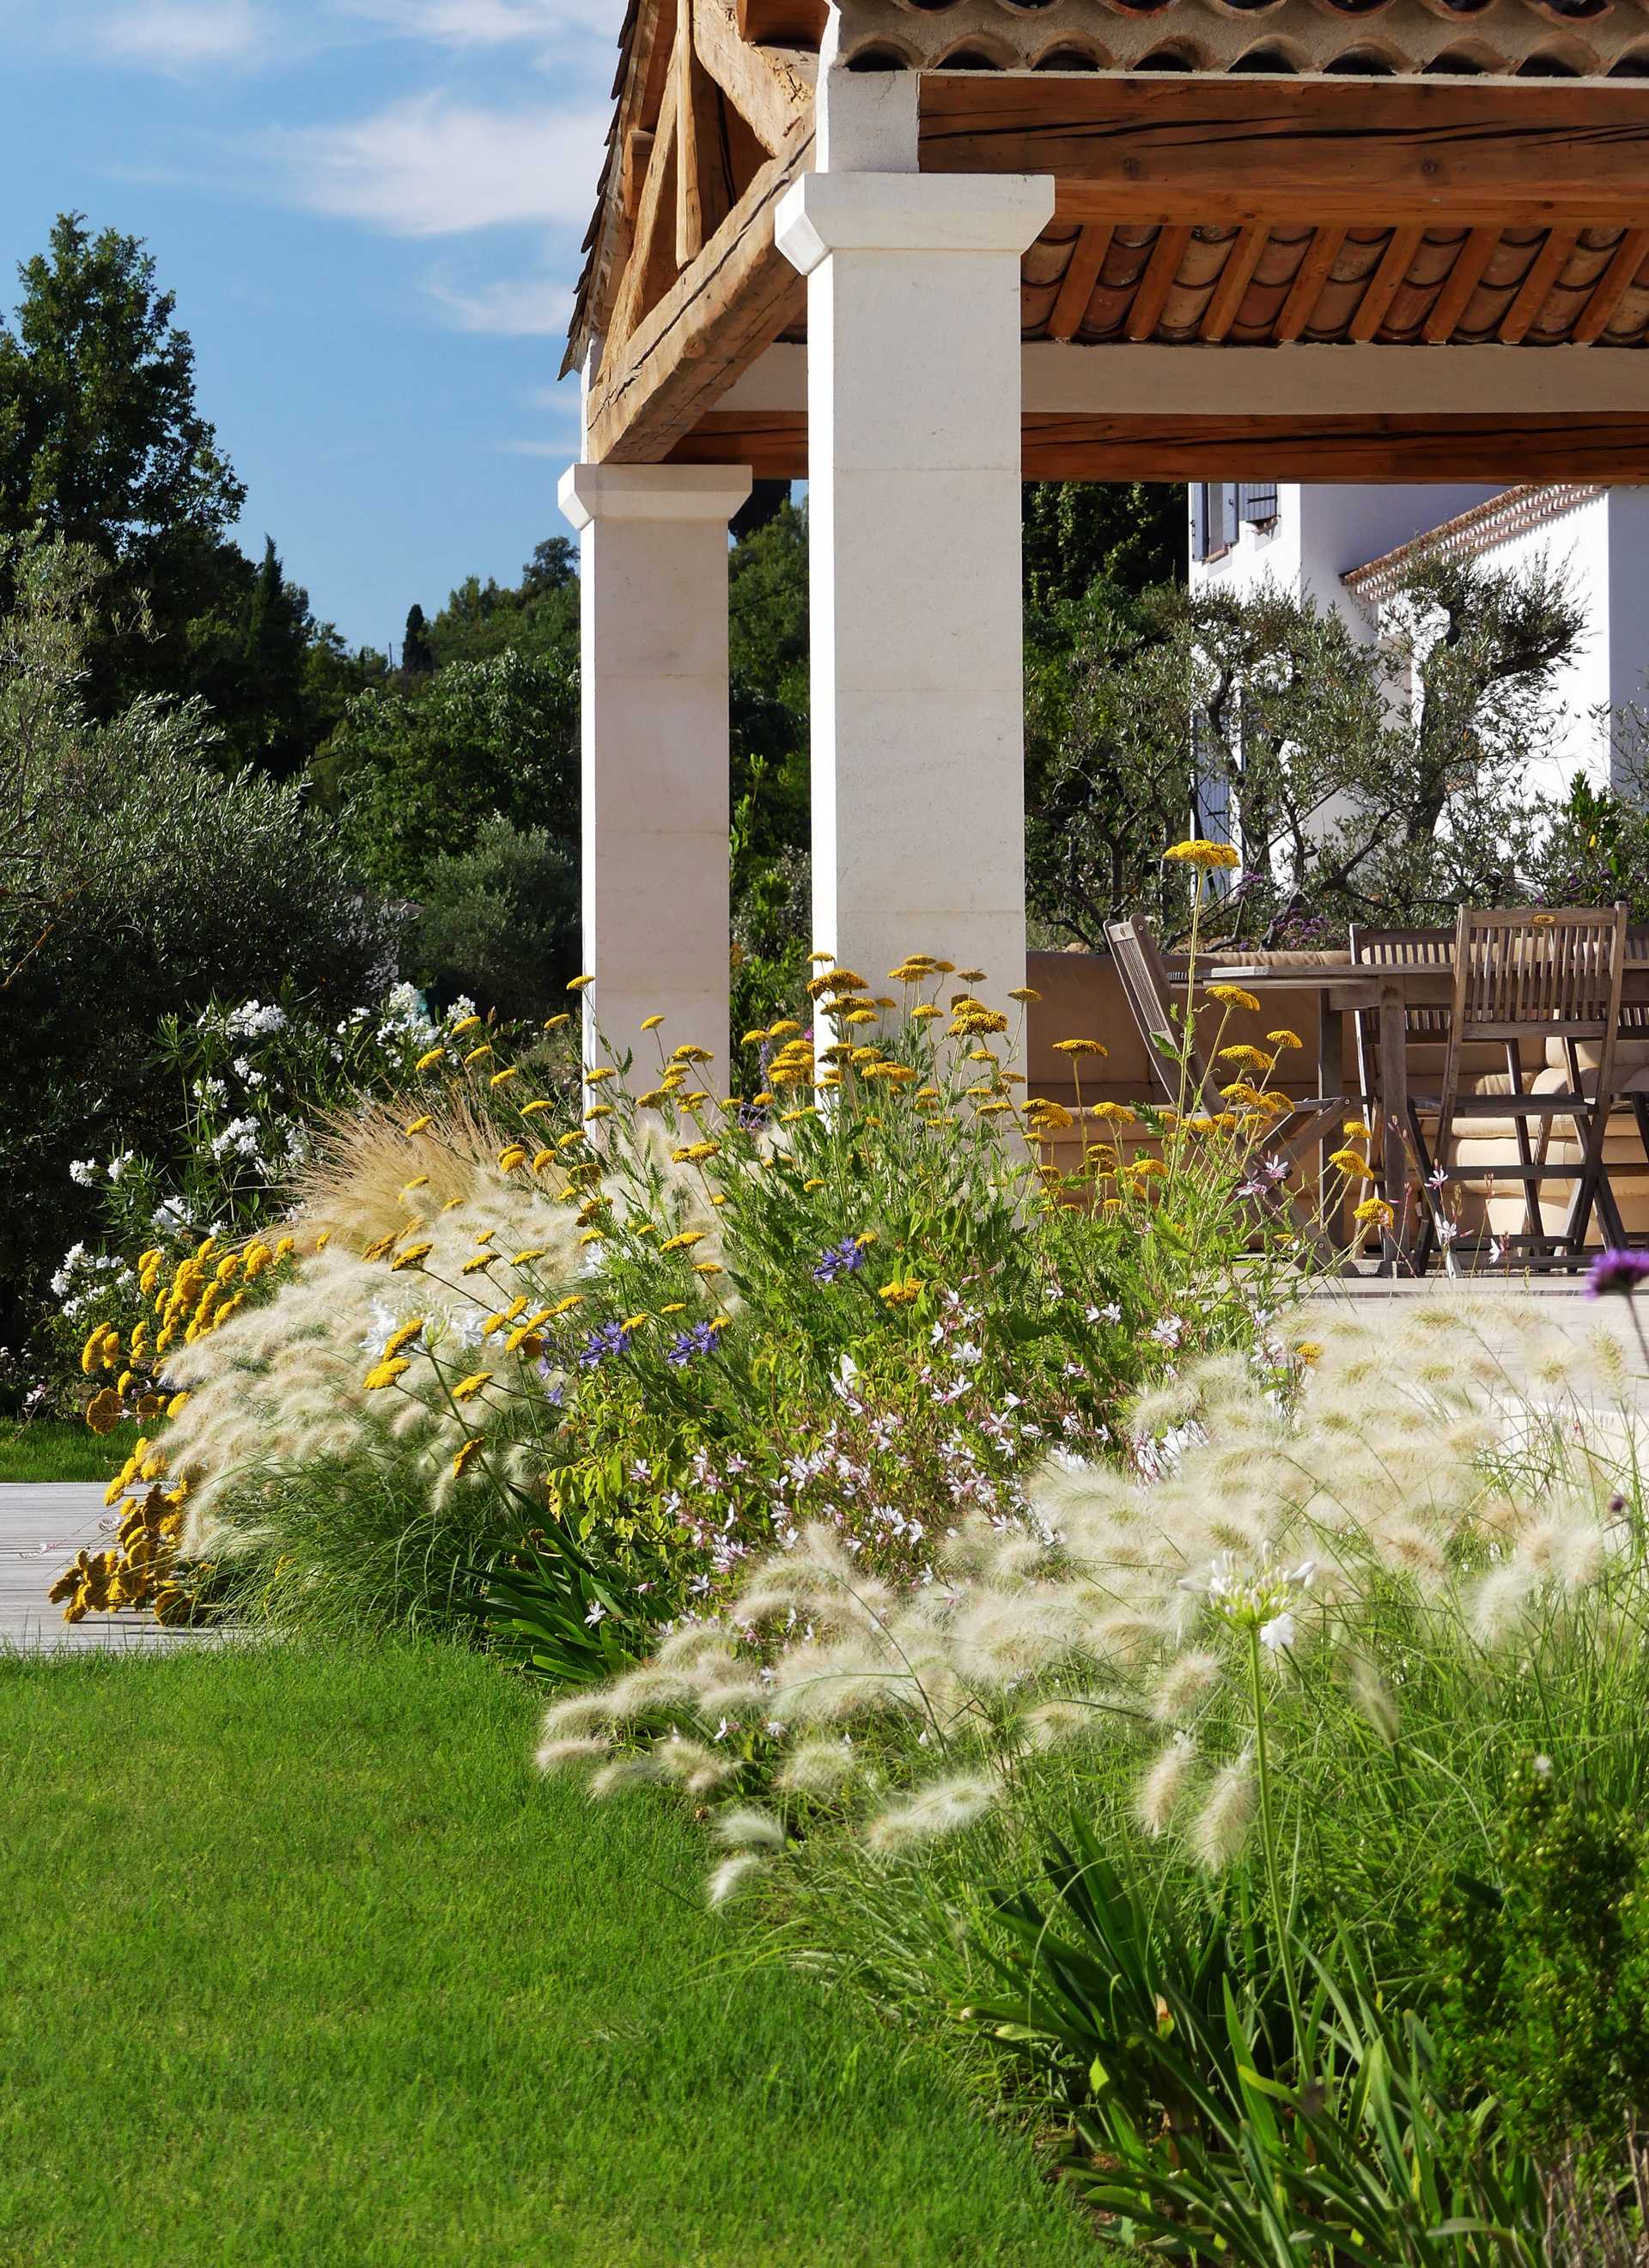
(54, 948, 1330, 1647)
(409, 814, 578, 1018)
(0, 539, 403, 1348)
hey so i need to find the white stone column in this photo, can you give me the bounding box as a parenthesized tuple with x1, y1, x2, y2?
(776, 171, 1054, 997)
(557, 461, 752, 1093)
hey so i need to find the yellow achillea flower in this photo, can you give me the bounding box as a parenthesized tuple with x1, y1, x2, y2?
(1089, 1100, 1136, 1124)
(481, 1311, 510, 1339)
(531, 1148, 556, 1173)
(520, 1099, 553, 1119)
(450, 1015, 484, 1037)
(951, 1002, 1009, 1039)
(1344, 1119, 1374, 1140)
(551, 1295, 585, 1316)
(384, 1320, 424, 1358)
(586, 1066, 617, 1084)
(672, 1141, 721, 1162)
(910, 1004, 941, 1023)
(463, 1043, 495, 1066)
(767, 1020, 801, 1040)
(878, 1278, 923, 1308)
(1354, 1197, 1396, 1229)
(1328, 1148, 1371, 1175)
(585, 1103, 614, 1121)
(452, 1437, 486, 1478)
(642, 1015, 666, 1032)
(660, 1302, 687, 1316)
(751, 1090, 775, 1107)
(391, 1242, 433, 1271)
(1267, 1029, 1304, 1051)
(510, 1247, 548, 1265)
(1294, 1342, 1324, 1366)
(490, 1067, 520, 1088)
(405, 1114, 434, 1135)
(497, 1145, 529, 1174)
(567, 974, 594, 991)
(975, 1099, 1011, 1116)
(276, 1235, 296, 1258)
(1164, 838, 1240, 870)
(544, 1012, 571, 1030)
(742, 1028, 769, 1046)
(693, 1261, 725, 1277)
(803, 1178, 826, 1193)
(416, 1047, 446, 1073)
(1207, 984, 1261, 1013)
(1008, 986, 1042, 1003)
(1131, 1156, 1168, 1179)
(578, 1228, 605, 1247)
(461, 1254, 496, 1277)
(1218, 1044, 1274, 1070)
(363, 1357, 411, 1391)
(451, 1373, 492, 1402)
(661, 1231, 704, 1253)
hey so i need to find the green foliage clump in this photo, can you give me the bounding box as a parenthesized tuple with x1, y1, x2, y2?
(319, 647, 578, 899)
(409, 814, 578, 1019)
(0, 540, 401, 1347)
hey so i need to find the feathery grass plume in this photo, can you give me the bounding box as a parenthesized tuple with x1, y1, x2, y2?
(714, 1808, 785, 1851)
(1135, 1733, 1196, 1838)
(775, 1739, 861, 1796)
(707, 1855, 766, 1907)
(1191, 1750, 1257, 1871)
(1148, 1649, 1223, 1723)
(590, 1756, 666, 1798)
(865, 1775, 1000, 1855)
(535, 1735, 612, 1775)
(1345, 1651, 1399, 1744)
(539, 1691, 618, 1741)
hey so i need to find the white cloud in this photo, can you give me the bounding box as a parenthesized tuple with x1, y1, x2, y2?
(344, 0, 615, 49)
(96, 0, 271, 69)
(262, 93, 607, 235)
(429, 273, 575, 336)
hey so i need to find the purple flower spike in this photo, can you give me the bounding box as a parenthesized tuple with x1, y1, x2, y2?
(579, 1320, 634, 1367)
(812, 1237, 866, 1285)
(1585, 1249, 1649, 1300)
(666, 1322, 718, 1367)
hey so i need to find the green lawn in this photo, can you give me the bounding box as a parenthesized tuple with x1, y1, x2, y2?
(0, 1641, 1092, 2268)
(0, 1418, 140, 1484)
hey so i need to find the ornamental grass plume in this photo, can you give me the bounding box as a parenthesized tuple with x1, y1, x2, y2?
(545, 1290, 1649, 1902)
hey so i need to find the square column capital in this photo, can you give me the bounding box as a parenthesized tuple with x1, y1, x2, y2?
(558, 461, 752, 532)
(775, 171, 1055, 277)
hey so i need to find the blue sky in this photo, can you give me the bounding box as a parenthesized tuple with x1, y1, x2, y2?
(0, 0, 620, 649)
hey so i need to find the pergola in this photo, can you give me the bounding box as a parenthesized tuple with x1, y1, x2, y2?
(559, 0, 1649, 1080)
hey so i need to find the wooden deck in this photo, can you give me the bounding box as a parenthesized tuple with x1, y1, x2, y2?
(0, 1485, 221, 1655)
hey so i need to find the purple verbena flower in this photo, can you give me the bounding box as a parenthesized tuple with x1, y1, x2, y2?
(1586, 1249, 1649, 1299)
(667, 1322, 718, 1367)
(812, 1236, 866, 1285)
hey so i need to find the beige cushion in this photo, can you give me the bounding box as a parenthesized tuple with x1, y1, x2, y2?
(1406, 1040, 1543, 1084)
(1545, 1036, 1649, 1077)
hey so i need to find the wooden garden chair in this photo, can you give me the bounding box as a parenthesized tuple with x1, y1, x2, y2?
(1418, 905, 1629, 1273)
(1104, 915, 1345, 1262)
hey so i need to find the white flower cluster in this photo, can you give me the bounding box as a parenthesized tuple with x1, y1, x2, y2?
(210, 1117, 265, 1167)
(224, 1000, 289, 1040)
(50, 1244, 137, 1320)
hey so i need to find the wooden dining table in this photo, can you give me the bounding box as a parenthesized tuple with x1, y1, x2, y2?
(1169, 947, 1649, 1271)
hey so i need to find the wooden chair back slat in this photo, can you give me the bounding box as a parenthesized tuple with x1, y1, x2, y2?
(1105, 916, 1214, 1107)
(1452, 906, 1626, 1041)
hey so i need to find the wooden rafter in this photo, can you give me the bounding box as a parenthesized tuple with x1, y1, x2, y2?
(1126, 225, 1191, 343)
(697, 0, 816, 155)
(1199, 221, 1269, 344)
(1422, 226, 1501, 344)
(1272, 227, 1345, 344)
(1498, 225, 1580, 344)
(1572, 229, 1649, 345)
(586, 128, 812, 466)
(735, 0, 826, 40)
(1349, 227, 1424, 344)
(606, 93, 679, 356)
(1048, 224, 1112, 344)
(918, 76, 1649, 229)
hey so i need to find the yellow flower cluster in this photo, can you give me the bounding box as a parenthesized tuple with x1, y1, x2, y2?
(48, 1458, 192, 1625)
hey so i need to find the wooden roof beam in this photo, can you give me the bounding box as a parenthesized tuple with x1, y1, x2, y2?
(918, 76, 1649, 229)
(697, 0, 816, 155)
(736, 0, 827, 43)
(586, 128, 812, 466)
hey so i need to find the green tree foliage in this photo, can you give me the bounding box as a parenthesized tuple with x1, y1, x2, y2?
(424, 537, 580, 669)
(409, 814, 578, 1018)
(319, 649, 578, 899)
(0, 539, 400, 1343)
(1023, 480, 1186, 616)
(1027, 557, 1585, 948)
(402, 602, 435, 678)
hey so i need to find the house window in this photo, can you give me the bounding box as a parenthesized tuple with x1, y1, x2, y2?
(1192, 483, 1238, 563)
(1240, 482, 1280, 528)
